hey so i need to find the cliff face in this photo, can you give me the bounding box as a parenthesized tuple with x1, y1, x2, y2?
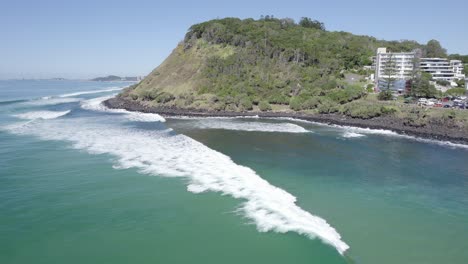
(120, 17, 425, 112)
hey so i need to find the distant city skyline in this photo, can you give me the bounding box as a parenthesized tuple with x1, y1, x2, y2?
(1, 0, 467, 79)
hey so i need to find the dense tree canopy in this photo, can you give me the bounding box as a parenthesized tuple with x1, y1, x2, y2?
(448, 54, 468, 63)
(410, 72, 438, 98)
(127, 17, 464, 113)
(181, 17, 431, 108)
(425, 39, 447, 58)
(298, 17, 325, 30)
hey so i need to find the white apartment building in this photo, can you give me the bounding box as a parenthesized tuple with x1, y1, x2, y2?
(375, 48, 415, 80)
(375, 48, 415, 90)
(450, 60, 465, 79)
(374, 48, 466, 91)
(419, 58, 456, 81)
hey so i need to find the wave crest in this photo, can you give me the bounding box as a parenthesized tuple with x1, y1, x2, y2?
(175, 118, 309, 133)
(14, 110, 71, 120)
(80, 96, 166, 123)
(59, 87, 123, 98)
(4, 117, 349, 254)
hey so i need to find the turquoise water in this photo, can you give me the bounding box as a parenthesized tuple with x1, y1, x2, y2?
(1, 80, 467, 263)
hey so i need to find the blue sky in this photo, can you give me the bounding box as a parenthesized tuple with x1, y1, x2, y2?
(1, 0, 467, 79)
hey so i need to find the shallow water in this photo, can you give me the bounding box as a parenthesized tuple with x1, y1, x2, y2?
(1, 80, 467, 263)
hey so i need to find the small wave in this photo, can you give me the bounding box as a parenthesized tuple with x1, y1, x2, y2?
(14, 110, 71, 120)
(274, 117, 468, 149)
(80, 95, 116, 112)
(125, 112, 166, 122)
(339, 126, 468, 149)
(25, 97, 82, 106)
(80, 96, 166, 122)
(4, 117, 349, 254)
(170, 115, 261, 120)
(339, 126, 399, 136)
(59, 87, 123, 98)
(193, 120, 309, 133)
(0, 99, 28, 105)
(173, 118, 309, 133)
(342, 132, 365, 138)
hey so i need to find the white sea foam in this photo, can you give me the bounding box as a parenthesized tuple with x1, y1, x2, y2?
(273, 117, 468, 149)
(338, 126, 399, 136)
(338, 126, 468, 148)
(14, 110, 71, 120)
(4, 117, 349, 254)
(80, 96, 166, 122)
(180, 119, 309, 133)
(342, 132, 365, 138)
(80, 95, 117, 112)
(26, 97, 82, 106)
(169, 115, 260, 120)
(400, 135, 468, 150)
(125, 112, 167, 122)
(59, 87, 123, 98)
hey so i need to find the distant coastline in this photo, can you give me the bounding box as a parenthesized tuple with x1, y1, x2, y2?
(90, 75, 143, 82)
(104, 96, 468, 145)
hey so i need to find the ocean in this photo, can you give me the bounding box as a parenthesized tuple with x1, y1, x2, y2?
(0, 80, 467, 264)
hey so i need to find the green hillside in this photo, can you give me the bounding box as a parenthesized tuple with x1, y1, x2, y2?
(120, 17, 427, 112)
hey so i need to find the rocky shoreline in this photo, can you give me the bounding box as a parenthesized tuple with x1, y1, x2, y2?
(104, 97, 468, 145)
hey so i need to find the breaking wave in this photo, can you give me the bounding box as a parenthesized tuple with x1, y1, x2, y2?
(0, 99, 28, 105)
(125, 112, 167, 122)
(173, 118, 309, 133)
(274, 117, 468, 149)
(14, 110, 71, 120)
(3, 117, 349, 254)
(25, 97, 82, 106)
(342, 131, 365, 138)
(58, 87, 123, 98)
(80, 96, 166, 123)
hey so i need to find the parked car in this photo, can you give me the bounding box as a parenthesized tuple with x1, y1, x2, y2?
(425, 101, 435, 107)
(443, 104, 451, 108)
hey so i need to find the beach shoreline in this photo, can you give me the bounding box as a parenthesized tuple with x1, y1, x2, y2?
(104, 97, 468, 145)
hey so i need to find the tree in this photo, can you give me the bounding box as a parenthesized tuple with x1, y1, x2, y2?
(448, 54, 468, 64)
(455, 78, 465, 88)
(445, 88, 466, 96)
(409, 56, 420, 94)
(436, 79, 450, 86)
(411, 72, 438, 98)
(298, 17, 325, 30)
(279, 18, 296, 28)
(378, 53, 396, 100)
(259, 101, 272, 111)
(425, 39, 447, 58)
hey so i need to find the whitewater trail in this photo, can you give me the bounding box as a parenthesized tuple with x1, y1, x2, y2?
(1, 87, 125, 108)
(3, 110, 350, 255)
(58, 87, 123, 97)
(25, 97, 82, 106)
(80, 96, 166, 123)
(173, 118, 310, 133)
(342, 131, 365, 138)
(14, 110, 71, 120)
(275, 117, 468, 149)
